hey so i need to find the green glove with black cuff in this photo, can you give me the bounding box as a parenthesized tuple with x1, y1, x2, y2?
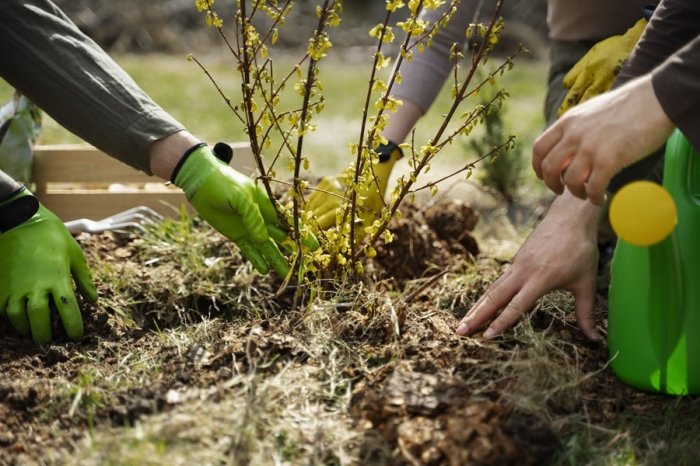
(0, 186, 97, 344)
(172, 143, 292, 277)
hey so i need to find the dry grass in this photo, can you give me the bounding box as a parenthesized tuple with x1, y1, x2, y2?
(66, 356, 359, 465)
(4, 212, 700, 466)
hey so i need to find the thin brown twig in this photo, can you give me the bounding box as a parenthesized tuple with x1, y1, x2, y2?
(411, 136, 515, 193)
(189, 55, 245, 125)
(292, 0, 334, 264)
(346, 6, 396, 275)
(356, 0, 506, 260)
(398, 269, 450, 303)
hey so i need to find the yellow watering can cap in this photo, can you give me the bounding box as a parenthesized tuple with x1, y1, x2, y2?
(609, 181, 677, 247)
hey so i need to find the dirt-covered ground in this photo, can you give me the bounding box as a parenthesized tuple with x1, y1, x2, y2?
(1, 199, 699, 465)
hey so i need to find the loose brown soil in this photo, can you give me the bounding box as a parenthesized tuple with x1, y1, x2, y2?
(0, 199, 698, 465)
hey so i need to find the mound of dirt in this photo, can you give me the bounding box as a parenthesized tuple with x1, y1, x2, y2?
(371, 199, 480, 285)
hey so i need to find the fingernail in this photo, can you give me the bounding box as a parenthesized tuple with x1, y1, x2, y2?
(483, 328, 496, 339)
(457, 322, 469, 336)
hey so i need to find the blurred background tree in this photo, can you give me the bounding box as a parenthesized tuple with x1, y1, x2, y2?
(53, 0, 548, 57)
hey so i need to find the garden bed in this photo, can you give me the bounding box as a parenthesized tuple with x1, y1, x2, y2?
(1, 199, 698, 465)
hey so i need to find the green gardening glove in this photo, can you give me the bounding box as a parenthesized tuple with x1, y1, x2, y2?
(307, 141, 403, 230)
(558, 18, 647, 117)
(0, 187, 97, 344)
(172, 143, 291, 277)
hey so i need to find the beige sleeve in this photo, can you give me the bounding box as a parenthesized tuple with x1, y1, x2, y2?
(391, 1, 475, 113)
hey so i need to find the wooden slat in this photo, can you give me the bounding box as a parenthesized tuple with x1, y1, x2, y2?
(31, 142, 257, 221)
(32, 142, 257, 184)
(33, 146, 153, 184)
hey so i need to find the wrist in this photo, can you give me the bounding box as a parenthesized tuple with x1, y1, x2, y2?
(172, 145, 222, 199)
(376, 140, 403, 164)
(551, 189, 603, 236)
(149, 130, 202, 180)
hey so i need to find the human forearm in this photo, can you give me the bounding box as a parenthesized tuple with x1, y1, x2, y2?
(390, 0, 473, 113)
(615, 0, 700, 144)
(381, 99, 424, 144)
(0, 171, 22, 200)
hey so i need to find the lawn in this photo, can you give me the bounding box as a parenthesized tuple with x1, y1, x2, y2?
(1, 49, 546, 178)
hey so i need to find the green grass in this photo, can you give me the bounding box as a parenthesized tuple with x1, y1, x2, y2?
(0, 50, 547, 180)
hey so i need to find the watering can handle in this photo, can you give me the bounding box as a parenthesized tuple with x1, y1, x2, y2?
(663, 129, 699, 202)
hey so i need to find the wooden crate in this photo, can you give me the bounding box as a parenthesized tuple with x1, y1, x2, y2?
(32, 142, 255, 221)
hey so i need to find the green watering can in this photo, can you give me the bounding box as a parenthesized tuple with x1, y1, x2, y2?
(608, 129, 700, 395)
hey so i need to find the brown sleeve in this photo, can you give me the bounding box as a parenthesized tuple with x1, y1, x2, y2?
(0, 0, 185, 175)
(616, 0, 700, 149)
(651, 36, 700, 149)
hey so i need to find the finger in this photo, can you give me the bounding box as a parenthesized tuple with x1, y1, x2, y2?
(568, 72, 591, 103)
(557, 91, 575, 118)
(482, 283, 543, 338)
(465, 270, 510, 316)
(311, 177, 339, 194)
(539, 141, 575, 195)
(253, 186, 288, 228)
(457, 270, 520, 336)
(560, 72, 590, 115)
(236, 238, 270, 274)
(562, 57, 586, 88)
(306, 189, 326, 209)
(27, 291, 52, 345)
(532, 124, 564, 179)
(301, 231, 320, 251)
(315, 210, 338, 230)
(585, 169, 610, 206)
(52, 287, 84, 340)
(6, 296, 30, 337)
(267, 217, 319, 252)
(578, 83, 604, 105)
(255, 187, 319, 250)
(561, 68, 576, 90)
(572, 281, 601, 341)
(227, 195, 268, 244)
(260, 240, 290, 278)
(311, 196, 341, 218)
(307, 178, 341, 208)
(267, 223, 290, 245)
(562, 153, 592, 200)
(70, 243, 98, 303)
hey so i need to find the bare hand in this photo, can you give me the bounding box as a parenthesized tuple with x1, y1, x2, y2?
(533, 75, 674, 205)
(456, 192, 602, 340)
